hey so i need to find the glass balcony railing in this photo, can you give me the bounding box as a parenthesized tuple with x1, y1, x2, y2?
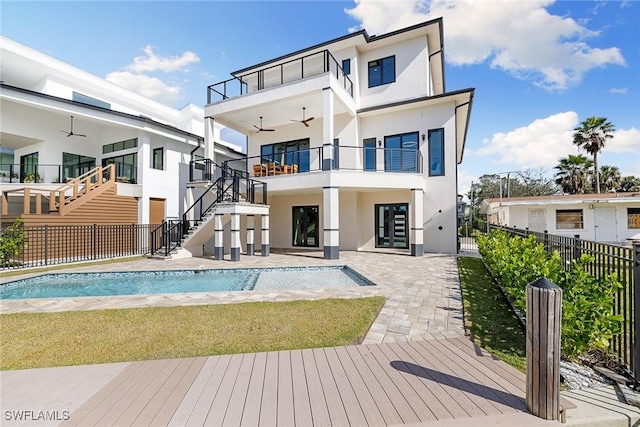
(207, 50, 353, 103)
(0, 163, 138, 184)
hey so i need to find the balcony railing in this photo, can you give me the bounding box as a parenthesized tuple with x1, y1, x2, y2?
(0, 163, 137, 184)
(207, 50, 354, 103)
(223, 145, 423, 177)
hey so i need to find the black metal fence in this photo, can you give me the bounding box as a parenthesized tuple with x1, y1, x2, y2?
(0, 224, 156, 270)
(489, 224, 640, 386)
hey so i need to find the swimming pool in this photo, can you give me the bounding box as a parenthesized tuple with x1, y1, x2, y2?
(0, 266, 374, 300)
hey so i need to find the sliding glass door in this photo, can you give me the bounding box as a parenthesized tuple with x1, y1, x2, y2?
(292, 205, 319, 247)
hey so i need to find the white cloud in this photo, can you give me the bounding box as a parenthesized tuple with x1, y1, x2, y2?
(126, 45, 200, 73)
(471, 111, 581, 168)
(345, 0, 626, 91)
(609, 88, 628, 94)
(457, 169, 477, 201)
(605, 127, 640, 154)
(105, 71, 181, 104)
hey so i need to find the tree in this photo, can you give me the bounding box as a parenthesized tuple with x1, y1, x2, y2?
(572, 116, 615, 194)
(554, 155, 593, 194)
(617, 175, 640, 192)
(512, 168, 558, 197)
(599, 165, 621, 193)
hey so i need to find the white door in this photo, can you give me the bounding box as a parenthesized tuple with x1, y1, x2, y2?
(594, 208, 617, 242)
(528, 209, 547, 232)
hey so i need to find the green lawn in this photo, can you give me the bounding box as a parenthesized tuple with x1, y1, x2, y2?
(457, 256, 527, 372)
(1, 297, 385, 370)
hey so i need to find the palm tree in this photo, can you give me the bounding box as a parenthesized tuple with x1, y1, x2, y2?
(617, 175, 640, 192)
(572, 116, 615, 193)
(599, 165, 621, 193)
(554, 155, 593, 194)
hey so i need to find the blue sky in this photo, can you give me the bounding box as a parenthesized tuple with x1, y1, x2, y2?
(2, 0, 639, 197)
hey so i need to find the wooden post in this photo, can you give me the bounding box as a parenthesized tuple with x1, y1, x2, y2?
(23, 188, 30, 214)
(526, 277, 562, 420)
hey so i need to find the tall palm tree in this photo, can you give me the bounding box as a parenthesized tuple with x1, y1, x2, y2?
(554, 155, 593, 194)
(572, 116, 615, 193)
(599, 165, 621, 193)
(617, 175, 640, 192)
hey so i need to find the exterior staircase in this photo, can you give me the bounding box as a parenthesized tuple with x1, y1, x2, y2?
(149, 161, 267, 258)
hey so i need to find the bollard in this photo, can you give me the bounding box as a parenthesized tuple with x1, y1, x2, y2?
(526, 277, 562, 421)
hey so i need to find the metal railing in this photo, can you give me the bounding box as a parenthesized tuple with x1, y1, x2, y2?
(0, 223, 156, 270)
(488, 224, 640, 387)
(224, 145, 423, 177)
(207, 50, 353, 103)
(151, 160, 267, 256)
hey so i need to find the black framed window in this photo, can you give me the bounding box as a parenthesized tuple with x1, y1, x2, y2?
(73, 92, 111, 109)
(103, 138, 137, 154)
(63, 152, 96, 180)
(556, 209, 583, 229)
(384, 132, 418, 172)
(341, 58, 351, 75)
(152, 147, 164, 170)
(261, 139, 310, 172)
(20, 152, 39, 182)
(428, 128, 444, 176)
(103, 153, 137, 183)
(368, 56, 395, 88)
(292, 205, 319, 247)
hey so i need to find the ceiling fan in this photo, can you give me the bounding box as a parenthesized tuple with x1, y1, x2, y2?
(60, 116, 87, 137)
(254, 116, 275, 133)
(290, 107, 314, 127)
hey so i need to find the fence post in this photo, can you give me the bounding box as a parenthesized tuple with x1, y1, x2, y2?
(543, 230, 549, 253)
(573, 235, 581, 261)
(92, 224, 98, 260)
(526, 277, 562, 421)
(634, 243, 640, 390)
(44, 225, 49, 266)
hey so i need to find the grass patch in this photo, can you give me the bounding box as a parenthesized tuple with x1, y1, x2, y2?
(1, 297, 385, 370)
(457, 256, 526, 372)
(0, 256, 146, 278)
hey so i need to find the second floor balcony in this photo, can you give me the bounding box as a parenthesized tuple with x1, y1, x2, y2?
(207, 50, 353, 104)
(222, 145, 423, 179)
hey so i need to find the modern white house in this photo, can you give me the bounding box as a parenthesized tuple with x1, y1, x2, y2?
(0, 36, 244, 227)
(195, 17, 474, 259)
(480, 193, 640, 244)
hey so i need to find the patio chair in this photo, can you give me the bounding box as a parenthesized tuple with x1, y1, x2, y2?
(253, 164, 265, 177)
(266, 162, 281, 175)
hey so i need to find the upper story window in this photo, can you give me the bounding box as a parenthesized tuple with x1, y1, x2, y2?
(368, 56, 395, 88)
(428, 128, 444, 176)
(341, 59, 351, 75)
(556, 209, 583, 229)
(103, 138, 137, 154)
(73, 92, 111, 109)
(152, 147, 164, 170)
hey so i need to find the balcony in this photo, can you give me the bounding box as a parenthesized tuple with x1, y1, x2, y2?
(223, 145, 423, 177)
(207, 50, 353, 104)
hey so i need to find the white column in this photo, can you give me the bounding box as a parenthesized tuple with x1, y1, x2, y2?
(323, 186, 339, 259)
(204, 117, 217, 162)
(322, 88, 334, 170)
(230, 213, 241, 261)
(411, 188, 424, 256)
(214, 213, 224, 260)
(261, 214, 270, 256)
(137, 133, 151, 224)
(246, 214, 255, 256)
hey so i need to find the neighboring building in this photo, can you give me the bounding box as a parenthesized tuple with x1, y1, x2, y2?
(200, 18, 474, 258)
(480, 193, 640, 244)
(0, 36, 244, 227)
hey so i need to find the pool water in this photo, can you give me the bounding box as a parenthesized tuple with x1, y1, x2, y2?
(0, 266, 374, 300)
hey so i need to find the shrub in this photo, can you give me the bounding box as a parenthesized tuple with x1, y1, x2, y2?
(477, 229, 622, 359)
(458, 223, 474, 237)
(0, 218, 27, 266)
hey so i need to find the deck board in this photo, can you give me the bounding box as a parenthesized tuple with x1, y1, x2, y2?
(290, 350, 313, 427)
(301, 348, 332, 427)
(45, 336, 533, 426)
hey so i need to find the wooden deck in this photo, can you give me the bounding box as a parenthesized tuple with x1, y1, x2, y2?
(47, 333, 547, 426)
